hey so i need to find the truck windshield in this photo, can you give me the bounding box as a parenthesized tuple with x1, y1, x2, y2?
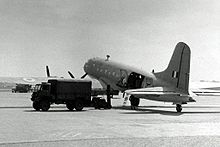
(33, 85, 41, 92)
(41, 85, 49, 91)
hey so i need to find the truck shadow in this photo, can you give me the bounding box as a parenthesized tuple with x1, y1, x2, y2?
(0, 106, 32, 109)
(24, 109, 88, 112)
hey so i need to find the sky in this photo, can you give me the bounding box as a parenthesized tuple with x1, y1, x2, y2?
(0, 0, 220, 81)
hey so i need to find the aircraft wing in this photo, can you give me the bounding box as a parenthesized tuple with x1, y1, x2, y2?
(125, 87, 195, 103)
(125, 87, 181, 97)
(190, 81, 220, 96)
(191, 89, 220, 96)
(0, 77, 48, 85)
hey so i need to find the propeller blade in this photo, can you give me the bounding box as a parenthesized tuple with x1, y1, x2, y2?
(81, 73, 88, 79)
(68, 71, 75, 78)
(46, 66, 50, 77)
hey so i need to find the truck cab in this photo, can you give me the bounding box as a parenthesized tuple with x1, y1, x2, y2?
(31, 83, 51, 101)
(31, 82, 52, 111)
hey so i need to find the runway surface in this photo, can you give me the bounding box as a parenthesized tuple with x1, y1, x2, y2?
(0, 91, 220, 146)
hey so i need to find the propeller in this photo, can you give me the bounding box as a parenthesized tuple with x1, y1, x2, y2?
(81, 73, 88, 79)
(68, 71, 87, 79)
(46, 65, 50, 77)
(68, 71, 75, 79)
(46, 65, 60, 78)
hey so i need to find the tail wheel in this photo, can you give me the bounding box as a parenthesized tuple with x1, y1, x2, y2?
(33, 101, 40, 111)
(130, 95, 140, 107)
(74, 99, 84, 111)
(41, 100, 50, 111)
(66, 102, 74, 111)
(176, 104, 182, 112)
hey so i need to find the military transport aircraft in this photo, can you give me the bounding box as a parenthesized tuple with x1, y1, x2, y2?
(0, 66, 56, 89)
(190, 81, 220, 96)
(82, 42, 196, 112)
(0, 65, 102, 90)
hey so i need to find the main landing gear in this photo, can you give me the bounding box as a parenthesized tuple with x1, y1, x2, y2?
(129, 95, 140, 110)
(129, 94, 183, 112)
(176, 104, 182, 112)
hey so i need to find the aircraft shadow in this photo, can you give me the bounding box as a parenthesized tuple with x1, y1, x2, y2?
(113, 105, 220, 116)
(138, 105, 220, 108)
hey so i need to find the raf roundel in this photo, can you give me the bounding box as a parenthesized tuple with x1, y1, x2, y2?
(23, 78, 36, 83)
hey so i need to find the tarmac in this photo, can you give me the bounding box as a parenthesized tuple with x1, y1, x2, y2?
(1, 91, 220, 146)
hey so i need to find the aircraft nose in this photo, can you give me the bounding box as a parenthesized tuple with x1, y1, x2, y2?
(83, 62, 89, 73)
(83, 59, 92, 73)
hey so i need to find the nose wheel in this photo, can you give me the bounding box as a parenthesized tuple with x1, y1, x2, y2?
(176, 104, 182, 112)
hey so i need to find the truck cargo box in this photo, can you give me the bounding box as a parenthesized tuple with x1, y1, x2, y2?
(48, 79, 91, 99)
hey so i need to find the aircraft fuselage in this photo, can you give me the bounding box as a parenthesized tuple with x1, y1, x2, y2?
(84, 57, 169, 92)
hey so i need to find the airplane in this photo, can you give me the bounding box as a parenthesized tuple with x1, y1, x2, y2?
(190, 80, 220, 96)
(82, 42, 196, 112)
(0, 66, 57, 90)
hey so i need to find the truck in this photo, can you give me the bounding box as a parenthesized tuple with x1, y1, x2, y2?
(31, 79, 92, 111)
(12, 84, 32, 93)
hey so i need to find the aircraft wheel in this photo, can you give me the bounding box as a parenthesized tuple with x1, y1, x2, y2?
(41, 100, 50, 111)
(33, 101, 40, 111)
(176, 104, 182, 112)
(74, 99, 84, 111)
(130, 95, 140, 107)
(66, 102, 74, 111)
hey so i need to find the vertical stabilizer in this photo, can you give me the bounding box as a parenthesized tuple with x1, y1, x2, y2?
(155, 42, 191, 94)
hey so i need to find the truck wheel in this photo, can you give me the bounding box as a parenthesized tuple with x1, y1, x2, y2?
(33, 101, 40, 111)
(92, 97, 99, 109)
(41, 100, 50, 111)
(66, 102, 74, 111)
(74, 99, 84, 111)
(99, 99, 107, 109)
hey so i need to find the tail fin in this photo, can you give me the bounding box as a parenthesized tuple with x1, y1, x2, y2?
(155, 42, 191, 94)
